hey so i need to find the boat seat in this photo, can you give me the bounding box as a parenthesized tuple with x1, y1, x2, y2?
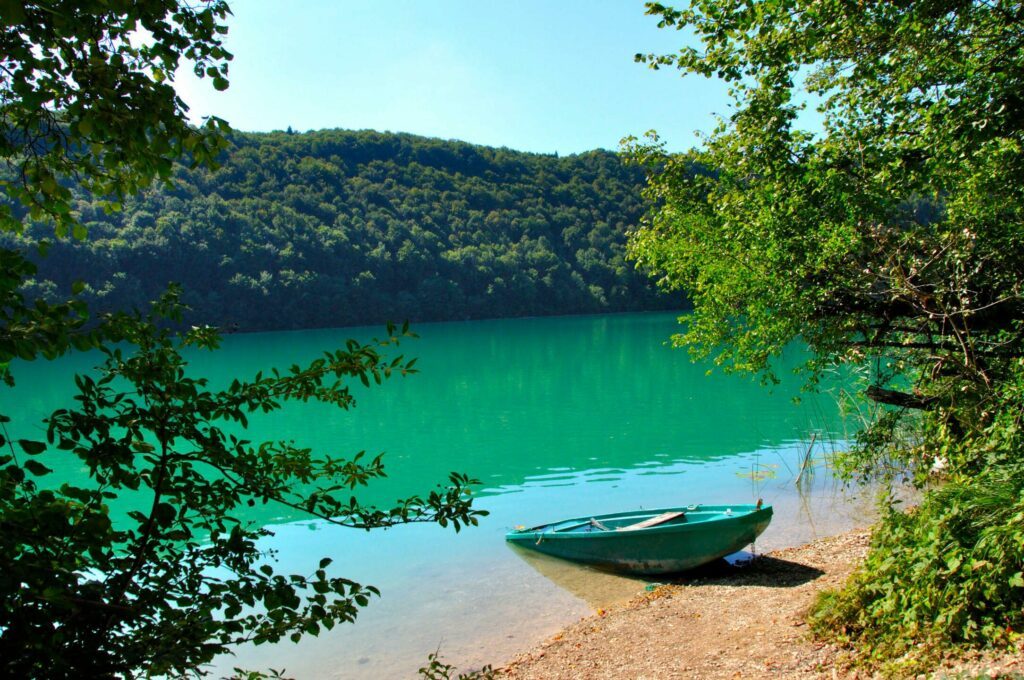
(616, 511, 686, 532)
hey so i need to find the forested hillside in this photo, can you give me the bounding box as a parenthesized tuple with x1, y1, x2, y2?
(5, 129, 675, 331)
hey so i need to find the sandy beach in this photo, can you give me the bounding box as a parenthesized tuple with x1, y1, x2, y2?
(495, 528, 1024, 679)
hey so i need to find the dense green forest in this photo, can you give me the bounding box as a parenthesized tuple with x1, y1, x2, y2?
(3, 129, 675, 331)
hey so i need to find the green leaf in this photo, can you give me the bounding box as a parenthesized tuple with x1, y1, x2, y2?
(17, 439, 46, 455)
(22, 459, 52, 477)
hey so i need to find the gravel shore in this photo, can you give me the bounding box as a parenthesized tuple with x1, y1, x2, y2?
(495, 528, 1023, 679)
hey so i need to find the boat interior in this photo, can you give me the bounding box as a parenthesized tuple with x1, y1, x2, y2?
(544, 505, 757, 534)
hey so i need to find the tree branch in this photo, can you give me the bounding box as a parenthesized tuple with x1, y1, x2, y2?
(865, 384, 937, 410)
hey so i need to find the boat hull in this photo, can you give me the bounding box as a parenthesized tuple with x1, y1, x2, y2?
(505, 505, 772, 575)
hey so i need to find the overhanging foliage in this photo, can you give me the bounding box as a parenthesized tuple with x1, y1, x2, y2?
(630, 0, 1024, 669)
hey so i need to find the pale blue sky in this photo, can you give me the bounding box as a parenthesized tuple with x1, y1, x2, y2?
(175, 1, 732, 155)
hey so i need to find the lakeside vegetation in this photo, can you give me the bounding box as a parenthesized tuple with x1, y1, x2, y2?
(3, 129, 674, 331)
(633, 0, 1024, 674)
(2, 0, 1024, 677)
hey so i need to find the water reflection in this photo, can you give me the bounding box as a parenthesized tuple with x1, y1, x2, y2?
(215, 447, 882, 679)
(506, 543, 648, 608)
(1, 312, 874, 678)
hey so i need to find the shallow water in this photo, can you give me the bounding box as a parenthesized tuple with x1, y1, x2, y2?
(1, 312, 869, 678)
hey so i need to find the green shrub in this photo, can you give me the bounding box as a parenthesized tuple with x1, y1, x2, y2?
(809, 467, 1024, 675)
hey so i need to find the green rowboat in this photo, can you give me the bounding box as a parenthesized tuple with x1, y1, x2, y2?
(505, 503, 772, 575)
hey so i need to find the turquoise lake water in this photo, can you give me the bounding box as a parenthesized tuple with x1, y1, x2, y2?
(2, 312, 873, 678)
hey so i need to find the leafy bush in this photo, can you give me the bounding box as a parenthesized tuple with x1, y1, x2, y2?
(811, 469, 1024, 675)
(811, 361, 1024, 673)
